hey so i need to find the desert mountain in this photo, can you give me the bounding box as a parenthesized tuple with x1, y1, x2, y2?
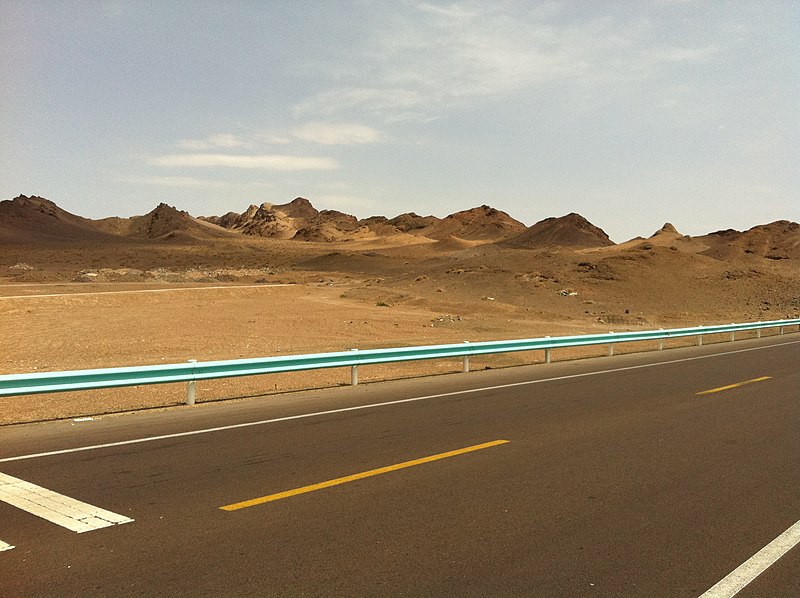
(502, 213, 614, 249)
(203, 197, 324, 240)
(204, 202, 296, 238)
(4, 195, 798, 267)
(206, 199, 522, 243)
(630, 222, 711, 254)
(701, 220, 800, 261)
(0, 195, 117, 244)
(406, 205, 526, 241)
(388, 212, 441, 233)
(94, 203, 234, 241)
(653, 222, 679, 236)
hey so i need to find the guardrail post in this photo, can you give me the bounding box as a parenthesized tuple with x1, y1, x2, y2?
(350, 348, 359, 386)
(658, 329, 665, 350)
(186, 359, 197, 405)
(544, 337, 551, 364)
(608, 332, 614, 356)
(697, 334, 703, 346)
(780, 326, 785, 335)
(731, 326, 736, 342)
(462, 341, 470, 373)
(757, 328, 762, 339)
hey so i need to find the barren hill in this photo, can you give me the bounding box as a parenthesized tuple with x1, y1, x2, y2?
(202, 203, 296, 238)
(411, 205, 526, 241)
(203, 197, 323, 240)
(95, 203, 235, 241)
(502, 213, 614, 249)
(388, 212, 440, 233)
(701, 220, 800, 262)
(0, 195, 117, 244)
(205, 200, 523, 243)
(277, 197, 319, 220)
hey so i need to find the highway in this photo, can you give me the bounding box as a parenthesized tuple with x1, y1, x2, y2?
(1, 335, 799, 596)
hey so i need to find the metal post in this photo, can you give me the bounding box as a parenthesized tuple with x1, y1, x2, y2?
(186, 359, 197, 405)
(462, 341, 470, 373)
(757, 328, 762, 339)
(608, 344, 614, 356)
(780, 326, 784, 335)
(545, 348, 551, 364)
(350, 348, 358, 386)
(697, 335, 703, 346)
(658, 329, 664, 350)
(731, 331, 736, 342)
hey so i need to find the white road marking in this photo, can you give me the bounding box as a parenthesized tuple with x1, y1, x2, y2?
(0, 339, 797, 465)
(0, 283, 293, 300)
(0, 539, 14, 551)
(0, 472, 133, 533)
(699, 518, 800, 598)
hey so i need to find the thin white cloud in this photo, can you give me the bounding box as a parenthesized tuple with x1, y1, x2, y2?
(255, 133, 293, 145)
(149, 153, 340, 170)
(290, 122, 383, 145)
(114, 175, 274, 190)
(293, 3, 727, 122)
(417, 3, 478, 20)
(208, 133, 249, 148)
(177, 134, 250, 150)
(121, 175, 219, 188)
(645, 44, 719, 64)
(113, 176, 273, 189)
(294, 88, 426, 119)
(177, 125, 382, 149)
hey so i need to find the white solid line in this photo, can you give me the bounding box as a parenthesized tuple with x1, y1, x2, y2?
(0, 284, 293, 300)
(0, 539, 14, 551)
(0, 472, 133, 533)
(1, 339, 797, 465)
(699, 518, 800, 598)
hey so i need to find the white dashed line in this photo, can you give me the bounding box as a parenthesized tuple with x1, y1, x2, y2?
(0, 472, 133, 533)
(699, 518, 800, 598)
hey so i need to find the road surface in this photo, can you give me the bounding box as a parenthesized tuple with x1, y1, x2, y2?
(1, 334, 798, 596)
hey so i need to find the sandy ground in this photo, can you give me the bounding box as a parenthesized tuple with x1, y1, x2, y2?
(0, 281, 596, 423)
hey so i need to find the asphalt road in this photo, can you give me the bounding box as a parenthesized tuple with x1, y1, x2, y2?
(1, 335, 799, 596)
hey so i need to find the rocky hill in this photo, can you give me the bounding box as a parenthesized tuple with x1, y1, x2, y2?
(203, 197, 322, 240)
(501, 213, 614, 249)
(0, 195, 117, 244)
(700, 220, 800, 262)
(408, 205, 526, 241)
(94, 203, 234, 241)
(205, 200, 523, 243)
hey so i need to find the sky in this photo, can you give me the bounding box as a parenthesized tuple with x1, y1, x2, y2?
(1, 1, 798, 242)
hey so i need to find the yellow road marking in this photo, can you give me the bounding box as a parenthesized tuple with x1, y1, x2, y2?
(696, 376, 772, 396)
(220, 439, 510, 511)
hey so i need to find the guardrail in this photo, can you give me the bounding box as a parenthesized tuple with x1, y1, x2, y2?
(1, 318, 798, 403)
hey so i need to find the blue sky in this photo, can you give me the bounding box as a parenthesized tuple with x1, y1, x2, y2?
(2, 1, 798, 242)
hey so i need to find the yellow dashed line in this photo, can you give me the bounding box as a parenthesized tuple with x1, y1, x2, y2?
(221, 439, 510, 511)
(696, 376, 772, 396)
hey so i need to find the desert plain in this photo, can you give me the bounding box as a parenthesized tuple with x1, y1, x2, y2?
(1, 194, 798, 425)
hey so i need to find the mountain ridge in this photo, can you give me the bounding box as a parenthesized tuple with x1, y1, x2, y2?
(1, 195, 798, 256)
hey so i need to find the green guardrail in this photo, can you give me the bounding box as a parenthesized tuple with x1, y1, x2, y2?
(0, 319, 798, 403)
